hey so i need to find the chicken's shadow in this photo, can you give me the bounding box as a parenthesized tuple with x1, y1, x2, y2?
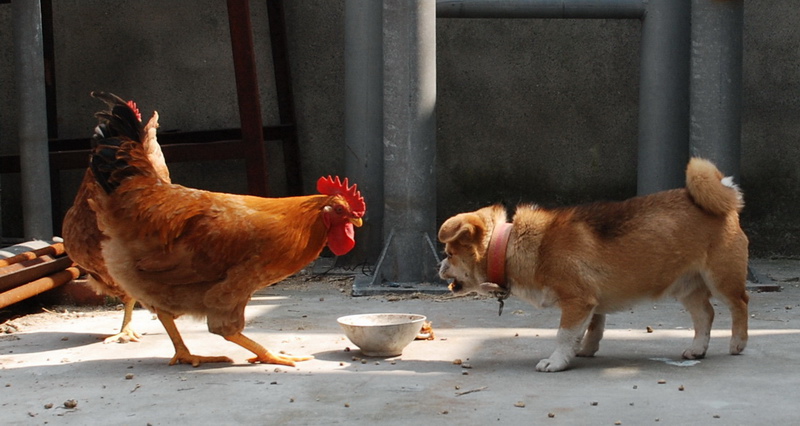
(0, 331, 115, 355)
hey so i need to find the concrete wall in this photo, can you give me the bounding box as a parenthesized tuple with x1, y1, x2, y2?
(1, 0, 797, 257)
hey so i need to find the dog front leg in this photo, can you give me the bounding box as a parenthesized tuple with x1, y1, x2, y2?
(577, 313, 606, 357)
(536, 301, 595, 372)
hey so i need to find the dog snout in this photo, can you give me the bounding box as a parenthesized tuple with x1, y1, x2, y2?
(448, 280, 463, 293)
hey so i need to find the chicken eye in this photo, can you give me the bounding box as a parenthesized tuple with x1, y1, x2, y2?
(334, 205, 345, 215)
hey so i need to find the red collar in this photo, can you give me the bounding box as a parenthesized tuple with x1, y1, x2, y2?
(487, 222, 512, 287)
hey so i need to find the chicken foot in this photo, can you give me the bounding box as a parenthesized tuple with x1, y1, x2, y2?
(103, 297, 142, 344)
(224, 332, 314, 367)
(156, 311, 233, 367)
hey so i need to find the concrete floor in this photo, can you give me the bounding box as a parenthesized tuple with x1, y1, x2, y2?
(1, 258, 798, 425)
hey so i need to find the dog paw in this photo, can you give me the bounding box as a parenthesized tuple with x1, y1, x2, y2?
(536, 358, 569, 372)
(730, 338, 747, 355)
(681, 348, 707, 360)
(576, 348, 597, 358)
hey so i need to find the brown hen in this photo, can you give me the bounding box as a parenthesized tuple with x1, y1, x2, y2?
(63, 92, 169, 343)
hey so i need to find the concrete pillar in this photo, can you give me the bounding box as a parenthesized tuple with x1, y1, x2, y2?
(13, 0, 54, 239)
(637, 0, 692, 194)
(690, 0, 743, 179)
(380, 0, 439, 285)
(344, 0, 384, 264)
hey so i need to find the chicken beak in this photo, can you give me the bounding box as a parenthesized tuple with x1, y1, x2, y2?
(350, 217, 363, 227)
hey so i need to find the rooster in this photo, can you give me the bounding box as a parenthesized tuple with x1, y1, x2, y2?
(63, 92, 169, 343)
(86, 92, 366, 366)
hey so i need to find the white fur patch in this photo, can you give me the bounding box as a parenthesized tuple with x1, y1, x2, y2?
(721, 176, 737, 189)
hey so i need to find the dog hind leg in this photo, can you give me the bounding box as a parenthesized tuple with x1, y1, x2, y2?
(677, 276, 714, 359)
(703, 268, 749, 355)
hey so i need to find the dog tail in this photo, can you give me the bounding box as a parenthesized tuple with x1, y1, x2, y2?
(685, 157, 744, 215)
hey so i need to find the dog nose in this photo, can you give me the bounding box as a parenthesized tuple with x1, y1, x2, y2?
(448, 281, 462, 292)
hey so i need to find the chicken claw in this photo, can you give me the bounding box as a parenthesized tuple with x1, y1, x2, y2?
(102, 326, 142, 344)
(103, 297, 141, 343)
(225, 333, 314, 367)
(246, 351, 314, 367)
(157, 311, 232, 367)
(169, 350, 233, 367)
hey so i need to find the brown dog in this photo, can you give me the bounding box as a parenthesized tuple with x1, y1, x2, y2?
(438, 158, 749, 372)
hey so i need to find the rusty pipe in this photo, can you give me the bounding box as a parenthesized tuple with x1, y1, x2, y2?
(0, 242, 66, 268)
(0, 266, 82, 309)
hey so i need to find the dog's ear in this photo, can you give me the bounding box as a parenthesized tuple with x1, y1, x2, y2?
(439, 213, 485, 247)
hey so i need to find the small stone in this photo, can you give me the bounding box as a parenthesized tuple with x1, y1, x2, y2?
(344, 403, 350, 408)
(590, 401, 598, 406)
(461, 363, 472, 369)
(453, 359, 463, 365)
(344, 347, 351, 352)
(514, 401, 526, 408)
(64, 399, 78, 409)
(441, 410, 449, 415)
(615, 422, 622, 425)
(678, 385, 685, 391)
(44, 403, 53, 409)
(658, 379, 667, 384)
(547, 412, 555, 418)
(125, 373, 134, 380)
(646, 326, 654, 333)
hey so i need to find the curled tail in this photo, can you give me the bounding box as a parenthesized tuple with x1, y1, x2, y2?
(685, 158, 744, 215)
(89, 92, 168, 194)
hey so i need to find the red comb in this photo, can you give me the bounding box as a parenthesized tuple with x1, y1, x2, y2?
(126, 100, 142, 122)
(317, 176, 366, 217)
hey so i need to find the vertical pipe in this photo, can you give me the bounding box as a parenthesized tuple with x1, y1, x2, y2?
(13, 0, 54, 239)
(382, 0, 438, 283)
(637, 0, 691, 194)
(690, 0, 743, 180)
(227, 0, 269, 196)
(344, 0, 384, 264)
(266, 0, 304, 196)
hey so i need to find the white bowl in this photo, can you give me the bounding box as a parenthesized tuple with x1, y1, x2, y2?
(337, 313, 427, 357)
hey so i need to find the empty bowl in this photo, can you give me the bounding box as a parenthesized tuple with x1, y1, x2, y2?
(337, 313, 427, 357)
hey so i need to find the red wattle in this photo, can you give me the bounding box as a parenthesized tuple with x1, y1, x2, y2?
(327, 223, 355, 256)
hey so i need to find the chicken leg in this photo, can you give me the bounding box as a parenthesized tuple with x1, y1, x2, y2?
(224, 333, 314, 366)
(156, 311, 233, 367)
(103, 296, 142, 343)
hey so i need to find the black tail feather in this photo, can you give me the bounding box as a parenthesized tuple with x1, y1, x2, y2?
(89, 92, 147, 194)
(90, 91, 142, 147)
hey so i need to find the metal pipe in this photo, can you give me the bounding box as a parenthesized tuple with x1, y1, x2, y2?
(690, 0, 743, 180)
(381, 0, 439, 284)
(637, 0, 691, 194)
(437, 0, 645, 19)
(0, 266, 81, 310)
(227, 0, 269, 196)
(0, 242, 65, 268)
(344, 0, 384, 264)
(13, 0, 54, 239)
(0, 255, 73, 292)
